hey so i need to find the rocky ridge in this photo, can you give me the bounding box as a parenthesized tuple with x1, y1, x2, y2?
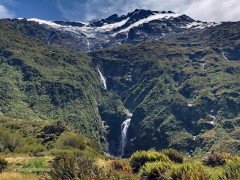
(10, 9, 218, 52)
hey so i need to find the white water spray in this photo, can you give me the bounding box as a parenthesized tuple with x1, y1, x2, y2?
(86, 39, 91, 52)
(119, 110, 132, 157)
(221, 52, 229, 60)
(97, 68, 107, 89)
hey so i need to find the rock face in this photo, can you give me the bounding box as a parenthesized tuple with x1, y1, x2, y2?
(7, 9, 217, 52)
(90, 23, 240, 156)
(0, 9, 240, 157)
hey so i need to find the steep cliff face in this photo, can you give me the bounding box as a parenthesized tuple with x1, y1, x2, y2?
(90, 36, 240, 156)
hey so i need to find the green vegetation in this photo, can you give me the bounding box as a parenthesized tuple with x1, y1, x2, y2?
(140, 161, 172, 180)
(171, 162, 211, 180)
(130, 150, 170, 172)
(221, 158, 240, 180)
(91, 38, 240, 156)
(0, 116, 101, 157)
(0, 19, 129, 155)
(0, 120, 240, 180)
(49, 149, 240, 180)
(203, 152, 227, 167)
(0, 157, 8, 173)
(137, 150, 240, 180)
(0, 18, 240, 158)
(0, 17, 240, 179)
(0, 115, 103, 179)
(162, 148, 184, 163)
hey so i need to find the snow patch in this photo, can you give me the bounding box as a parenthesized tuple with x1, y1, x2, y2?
(96, 18, 129, 32)
(27, 18, 130, 38)
(188, 103, 193, 107)
(27, 18, 62, 28)
(209, 121, 215, 125)
(209, 115, 216, 119)
(113, 13, 181, 36)
(184, 21, 217, 30)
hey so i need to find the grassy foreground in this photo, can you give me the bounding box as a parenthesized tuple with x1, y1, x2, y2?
(0, 115, 240, 179)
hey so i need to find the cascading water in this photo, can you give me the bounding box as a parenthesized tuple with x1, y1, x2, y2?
(97, 68, 107, 89)
(119, 110, 133, 157)
(97, 67, 131, 157)
(86, 39, 91, 52)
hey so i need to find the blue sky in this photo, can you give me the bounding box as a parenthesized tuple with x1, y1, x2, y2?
(0, 0, 240, 22)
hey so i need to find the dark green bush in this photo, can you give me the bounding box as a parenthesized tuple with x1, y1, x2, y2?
(50, 153, 122, 180)
(130, 150, 170, 173)
(162, 148, 184, 163)
(15, 143, 46, 156)
(50, 152, 79, 180)
(55, 132, 86, 150)
(111, 159, 132, 173)
(0, 157, 8, 173)
(0, 130, 24, 152)
(140, 161, 172, 180)
(203, 152, 226, 167)
(171, 163, 211, 180)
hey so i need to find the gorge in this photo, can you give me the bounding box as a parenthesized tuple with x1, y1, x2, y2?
(0, 9, 239, 158)
(97, 66, 133, 157)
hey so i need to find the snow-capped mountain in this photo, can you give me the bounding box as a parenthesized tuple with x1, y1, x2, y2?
(13, 9, 218, 52)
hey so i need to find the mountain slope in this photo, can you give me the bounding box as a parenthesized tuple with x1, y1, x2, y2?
(0, 9, 240, 157)
(90, 33, 240, 156)
(0, 19, 128, 155)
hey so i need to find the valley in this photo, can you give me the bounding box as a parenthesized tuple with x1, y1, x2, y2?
(0, 8, 239, 179)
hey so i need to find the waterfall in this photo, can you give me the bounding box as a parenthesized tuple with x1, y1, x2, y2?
(221, 52, 229, 60)
(97, 68, 107, 89)
(86, 39, 91, 52)
(119, 110, 133, 157)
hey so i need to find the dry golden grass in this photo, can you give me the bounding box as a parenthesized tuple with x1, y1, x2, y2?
(94, 159, 111, 171)
(0, 155, 53, 180)
(0, 172, 40, 180)
(5, 156, 53, 166)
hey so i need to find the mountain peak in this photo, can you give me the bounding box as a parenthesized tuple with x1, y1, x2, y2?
(132, 9, 153, 14)
(132, 9, 175, 14)
(21, 9, 218, 53)
(127, 9, 154, 19)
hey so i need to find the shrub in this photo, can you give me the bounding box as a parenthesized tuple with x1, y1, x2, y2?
(50, 152, 79, 180)
(15, 143, 46, 156)
(140, 161, 172, 180)
(0, 130, 24, 152)
(130, 150, 170, 173)
(50, 153, 121, 180)
(203, 152, 226, 167)
(162, 148, 184, 163)
(0, 157, 8, 173)
(55, 132, 86, 150)
(219, 157, 240, 180)
(171, 163, 211, 180)
(111, 159, 132, 173)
